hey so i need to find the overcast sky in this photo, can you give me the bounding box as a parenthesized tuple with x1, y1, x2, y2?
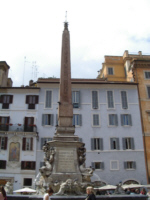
(1, 0, 150, 86)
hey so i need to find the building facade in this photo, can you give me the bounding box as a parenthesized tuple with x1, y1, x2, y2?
(98, 50, 150, 183)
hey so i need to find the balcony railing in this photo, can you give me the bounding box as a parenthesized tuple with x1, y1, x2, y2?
(0, 124, 37, 132)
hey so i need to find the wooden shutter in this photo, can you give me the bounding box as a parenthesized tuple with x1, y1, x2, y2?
(110, 138, 113, 150)
(133, 161, 136, 169)
(129, 114, 132, 126)
(26, 95, 29, 104)
(9, 95, 13, 103)
(79, 115, 82, 126)
(107, 91, 114, 108)
(50, 114, 54, 126)
(116, 138, 120, 150)
(76, 91, 80, 108)
(131, 138, 135, 150)
(35, 96, 39, 104)
(22, 138, 26, 151)
(92, 91, 98, 109)
(121, 91, 128, 109)
(122, 138, 126, 150)
(121, 114, 124, 126)
(4, 137, 7, 150)
(0, 95, 3, 103)
(124, 162, 127, 169)
(46, 91, 52, 108)
(115, 114, 118, 126)
(30, 138, 33, 150)
(99, 138, 103, 150)
(42, 114, 45, 126)
(91, 162, 95, 169)
(101, 162, 104, 170)
(91, 138, 94, 150)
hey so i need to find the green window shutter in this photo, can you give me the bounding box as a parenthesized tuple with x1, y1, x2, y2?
(115, 114, 118, 126)
(121, 114, 124, 126)
(129, 114, 132, 126)
(122, 138, 126, 150)
(110, 138, 113, 150)
(100, 138, 103, 150)
(131, 138, 135, 150)
(116, 138, 120, 150)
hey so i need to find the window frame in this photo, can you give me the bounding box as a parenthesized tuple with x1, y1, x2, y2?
(0, 160, 6, 169)
(92, 91, 99, 109)
(21, 161, 36, 170)
(22, 137, 33, 151)
(73, 114, 82, 127)
(146, 86, 150, 99)
(107, 67, 114, 75)
(91, 161, 104, 170)
(121, 114, 132, 126)
(92, 114, 100, 127)
(45, 90, 52, 109)
(107, 90, 115, 109)
(110, 138, 119, 150)
(120, 91, 128, 109)
(110, 160, 119, 171)
(23, 178, 32, 187)
(108, 114, 118, 126)
(91, 138, 103, 151)
(72, 91, 80, 108)
(42, 114, 54, 126)
(144, 71, 150, 79)
(124, 161, 136, 170)
(122, 137, 135, 150)
(0, 95, 13, 109)
(0, 137, 7, 150)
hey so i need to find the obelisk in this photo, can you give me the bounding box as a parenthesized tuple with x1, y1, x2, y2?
(55, 21, 75, 138)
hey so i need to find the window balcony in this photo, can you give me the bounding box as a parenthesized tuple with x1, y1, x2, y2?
(0, 124, 37, 132)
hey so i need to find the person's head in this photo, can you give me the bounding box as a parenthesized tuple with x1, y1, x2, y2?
(86, 186, 94, 195)
(0, 186, 6, 197)
(47, 187, 54, 196)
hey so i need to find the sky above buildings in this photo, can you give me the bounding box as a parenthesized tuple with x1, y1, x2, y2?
(1, 0, 150, 86)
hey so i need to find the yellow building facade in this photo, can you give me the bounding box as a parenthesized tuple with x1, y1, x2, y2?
(98, 50, 150, 182)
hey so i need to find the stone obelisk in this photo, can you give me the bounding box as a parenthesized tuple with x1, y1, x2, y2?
(54, 22, 76, 140)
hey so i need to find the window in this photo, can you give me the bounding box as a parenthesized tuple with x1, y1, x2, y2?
(72, 91, 80, 108)
(0, 160, 6, 169)
(91, 138, 103, 150)
(41, 138, 52, 149)
(0, 137, 7, 150)
(121, 114, 132, 126)
(108, 67, 114, 75)
(110, 138, 119, 150)
(24, 117, 34, 132)
(0, 117, 10, 131)
(122, 138, 134, 150)
(26, 95, 38, 109)
(24, 178, 32, 186)
(121, 91, 128, 109)
(93, 114, 100, 126)
(22, 138, 33, 151)
(92, 91, 98, 109)
(45, 90, 52, 108)
(73, 114, 82, 126)
(108, 114, 118, 126)
(42, 114, 54, 126)
(91, 162, 104, 170)
(107, 91, 114, 108)
(110, 160, 119, 170)
(124, 161, 136, 170)
(0, 95, 13, 109)
(147, 86, 150, 99)
(21, 161, 35, 170)
(145, 72, 150, 79)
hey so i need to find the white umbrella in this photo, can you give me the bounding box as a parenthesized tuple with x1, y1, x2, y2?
(13, 187, 36, 193)
(99, 185, 117, 190)
(122, 184, 144, 190)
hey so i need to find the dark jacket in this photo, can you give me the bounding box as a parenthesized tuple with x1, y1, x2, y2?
(86, 193, 96, 200)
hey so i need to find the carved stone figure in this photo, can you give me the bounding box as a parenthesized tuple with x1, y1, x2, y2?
(114, 182, 125, 195)
(5, 182, 13, 194)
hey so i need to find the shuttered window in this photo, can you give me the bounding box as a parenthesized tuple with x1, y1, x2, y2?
(45, 91, 52, 108)
(121, 114, 132, 126)
(0, 95, 13, 109)
(22, 138, 33, 151)
(92, 91, 98, 109)
(107, 91, 114, 108)
(26, 95, 38, 109)
(72, 91, 80, 108)
(147, 86, 150, 99)
(122, 138, 134, 150)
(109, 114, 118, 126)
(124, 161, 136, 169)
(121, 91, 128, 109)
(108, 67, 113, 75)
(110, 138, 119, 150)
(93, 114, 99, 126)
(42, 114, 54, 126)
(0, 117, 10, 131)
(91, 138, 103, 150)
(92, 162, 104, 170)
(0, 137, 7, 150)
(21, 161, 36, 170)
(145, 72, 150, 79)
(41, 138, 52, 149)
(73, 114, 82, 126)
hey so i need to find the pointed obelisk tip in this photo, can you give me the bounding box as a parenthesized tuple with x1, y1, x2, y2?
(64, 11, 68, 30)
